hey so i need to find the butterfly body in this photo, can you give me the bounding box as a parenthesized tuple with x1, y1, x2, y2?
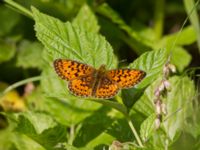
(53, 59, 146, 99)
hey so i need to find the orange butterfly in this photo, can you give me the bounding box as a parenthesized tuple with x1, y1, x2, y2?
(53, 59, 146, 99)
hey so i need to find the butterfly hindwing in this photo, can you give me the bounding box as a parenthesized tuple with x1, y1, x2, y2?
(94, 76, 119, 99)
(68, 75, 94, 97)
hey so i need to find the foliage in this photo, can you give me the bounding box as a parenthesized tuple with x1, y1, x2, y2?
(0, 0, 199, 150)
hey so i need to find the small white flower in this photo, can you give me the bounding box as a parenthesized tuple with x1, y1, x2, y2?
(163, 79, 171, 90)
(168, 64, 176, 73)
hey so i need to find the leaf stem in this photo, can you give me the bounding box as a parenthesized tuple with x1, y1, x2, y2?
(2, 76, 41, 95)
(68, 125, 75, 145)
(4, 0, 33, 18)
(126, 116, 144, 148)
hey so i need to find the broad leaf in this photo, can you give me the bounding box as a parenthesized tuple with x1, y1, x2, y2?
(170, 46, 192, 72)
(15, 111, 68, 150)
(140, 113, 156, 142)
(32, 7, 117, 69)
(159, 26, 196, 47)
(155, 27, 194, 72)
(163, 76, 195, 140)
(73, 107, 114, 147)
(132, 78, 158, 116)
(72, 4, 100, 33)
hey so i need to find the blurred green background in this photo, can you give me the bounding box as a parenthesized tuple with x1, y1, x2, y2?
(0, 0, 200, 150)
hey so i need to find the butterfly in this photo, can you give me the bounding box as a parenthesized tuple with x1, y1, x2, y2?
(53, 59, 146, 99)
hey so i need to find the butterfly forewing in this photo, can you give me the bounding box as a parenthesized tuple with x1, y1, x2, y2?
(54, 59, 94, 80)
(106, 69, 146, 88)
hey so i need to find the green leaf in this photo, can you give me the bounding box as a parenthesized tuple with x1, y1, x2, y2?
(163, 76, 195, 140)
(0, 114, 45, 150)
(184, 108, 200, 139)
(158, 26, 196, 48)
(156, 27, 194, 72)
(45, 98, 102, 126)
(13, 134, 45, 150)
(16, 40, 44, 69)
(59, 143, 80, 150)
(122, 49, 168, 108)
(0, 125, 16, 150)
(0, 39, 16, 63)
(15, 111, 68, 150)
(16, 111, 57, 134)
(171, 46, 192, 72)
(106, 118, 134, 142)
(140, 114, 156, 142)
(72, 4, 100, 33)
(133, 78, 158, 116)
(73, 107, 114, 147)
(0, 6, 20, 36)
(184, 0, 200, 53)
(85, 132, 114, 149)
(32, 6, 117, 69)
(144, 129, 168, 150)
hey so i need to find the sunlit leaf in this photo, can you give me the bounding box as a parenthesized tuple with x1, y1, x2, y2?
(15, 111, 68, 149)
(72, 4, 100, 33)
(32, 6, 117, 69)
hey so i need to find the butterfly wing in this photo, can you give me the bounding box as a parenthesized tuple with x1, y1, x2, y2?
(68, 75, 94, 97)
(94, 76, 119, 99)
(106, 69, 146, 88)
(53, 59, 94, 80)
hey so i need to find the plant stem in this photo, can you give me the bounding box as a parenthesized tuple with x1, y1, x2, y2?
(4, 0, 33, 18)
(126, 116, 144, 148)
(153, 0, 165, 40)
(2, 76, 41, 95)
(68, 125, 75, 145)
